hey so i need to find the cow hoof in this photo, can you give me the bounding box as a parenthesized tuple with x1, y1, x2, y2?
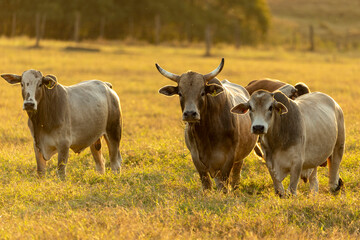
(202, 189, 212, 196)
(276, 190, 288, 198)
(331, 177, 344, 195)
(57, 172, 66, 181)
(222, 187, 228, 194)
(37, 171, 46, 179)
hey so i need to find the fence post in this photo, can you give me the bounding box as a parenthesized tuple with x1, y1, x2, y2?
(309, 25, 315, 51)
(154, 14, 161, 45)
(74, 11, 81, 43)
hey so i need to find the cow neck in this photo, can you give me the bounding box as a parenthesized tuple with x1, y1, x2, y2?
(188, 123, 208, 170)
(27, 85, 67, 149)
(191, 92, 231, 144)
(266, 93, 303, 151)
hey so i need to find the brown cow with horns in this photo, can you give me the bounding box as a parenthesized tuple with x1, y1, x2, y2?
(156, 59, 257, 192)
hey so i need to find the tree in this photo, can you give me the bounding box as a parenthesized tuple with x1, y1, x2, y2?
(0, 0, 271, 47)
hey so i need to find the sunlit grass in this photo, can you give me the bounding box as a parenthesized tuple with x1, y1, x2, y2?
(0, 37, 359, 239)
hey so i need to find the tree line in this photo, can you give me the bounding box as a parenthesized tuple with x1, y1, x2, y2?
(0, 0, 270, 49)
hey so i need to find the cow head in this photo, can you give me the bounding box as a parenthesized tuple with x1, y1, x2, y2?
(231, 90, 288, 134)
(156, 58, 225, 123)
(1, 70, 57, 112)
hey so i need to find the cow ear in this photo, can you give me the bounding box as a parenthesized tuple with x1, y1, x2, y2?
(231, 102, 250, 114)
(159, 85, 178, 96)
(275, 101, 288, 115)
(206, 84, 224, 97)
(1, 74, 22, 84)
(42, 75, 57, 89)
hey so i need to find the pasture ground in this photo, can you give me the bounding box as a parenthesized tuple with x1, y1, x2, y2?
(0, 37, 359, 239)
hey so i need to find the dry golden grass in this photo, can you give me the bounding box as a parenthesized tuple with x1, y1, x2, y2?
(0, 37, 359, 239)
(267, 0, 360, 49)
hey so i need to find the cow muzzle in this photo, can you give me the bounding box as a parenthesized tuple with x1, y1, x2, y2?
(252, 125, 266, 134)
(23, 101, 37, 111)
(182, 110, 200, 122)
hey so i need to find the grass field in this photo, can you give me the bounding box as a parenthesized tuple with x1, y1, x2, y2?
(0, 37, 359, 239)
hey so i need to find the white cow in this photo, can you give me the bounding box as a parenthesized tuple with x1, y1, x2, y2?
(231, 90, 345, 196)
(2, 70, 122, 179)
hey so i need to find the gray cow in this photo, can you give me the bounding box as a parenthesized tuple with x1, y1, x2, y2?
(156, 59, 257, 192)
(2, 70, 122, 179)
(231, 90, 345, 196)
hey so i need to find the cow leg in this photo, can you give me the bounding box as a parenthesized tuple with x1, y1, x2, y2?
(266, 160, 286, 197)
(214, 177, 223, 190)
(328, 153, 344, 194)
(104, 135, 122, 173)
(272, 176, 286, 197)
(34, 143, 46, 177)
(308, 167, 319, 194)
(57, 146, 69, 180)
(199, 171, 212, 191)
(329, 115, 345, 194)
(288, 161, 302, 196)
(230, 158, 244, 190)
(214, 174, 228, 193)
(90, 138, 105, 174)
(217, 155, 237, 193)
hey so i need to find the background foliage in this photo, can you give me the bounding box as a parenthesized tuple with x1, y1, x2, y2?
(0, 0, 270, 45)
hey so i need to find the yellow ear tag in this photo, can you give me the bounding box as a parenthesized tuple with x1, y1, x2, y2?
(211, 90, 217, 96)
(46, 82, 56, 89)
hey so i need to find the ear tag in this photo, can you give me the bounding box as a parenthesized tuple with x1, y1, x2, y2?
(211, 90, 217, 96)
(46, 82, 56, 89)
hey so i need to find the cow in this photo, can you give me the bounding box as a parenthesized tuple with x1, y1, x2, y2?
(231, 90, 345, 197)
(248, 80, 311, 161)
(156, 59, 257, 192)
(1, 70, 122, 180)
(245, 78, 311, 99)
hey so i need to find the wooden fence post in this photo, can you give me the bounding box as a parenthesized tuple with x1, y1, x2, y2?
(309, 25, 315, 51)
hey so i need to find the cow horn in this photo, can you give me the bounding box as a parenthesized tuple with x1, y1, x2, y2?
(155, 63, 180, 83)
(203, 58, 224, 82)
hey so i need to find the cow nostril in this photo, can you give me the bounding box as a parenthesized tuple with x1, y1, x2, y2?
(183, 111, 198, 120)
(24, 102, 35, 108)
(253, 125, 265, 133)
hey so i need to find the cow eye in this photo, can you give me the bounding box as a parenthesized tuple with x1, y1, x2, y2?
(249, 105, 252, 111)
(178, 92, 183, 97)
(201, 91, 205, 97)
(20, 83, 24, 87)
(268, 106, 273, 111)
